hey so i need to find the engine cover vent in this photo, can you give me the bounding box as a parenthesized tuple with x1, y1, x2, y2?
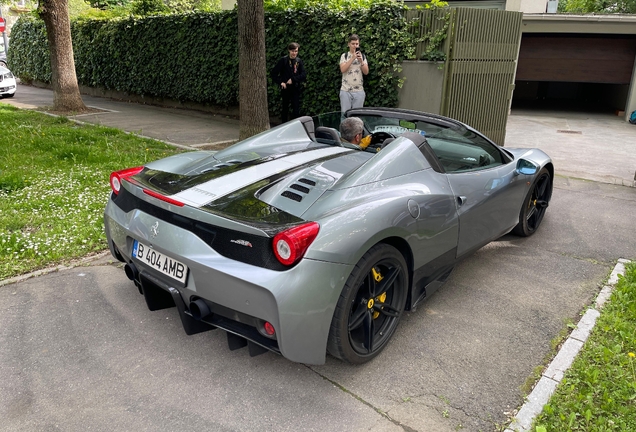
(290, 184, 310, 194)
(281, 191, 303, 202)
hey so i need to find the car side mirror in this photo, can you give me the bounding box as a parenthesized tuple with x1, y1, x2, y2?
(515, 159, 538, 176)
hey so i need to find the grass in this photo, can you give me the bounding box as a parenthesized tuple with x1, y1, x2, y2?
(533, 262, 636, 431)
(0, 104, 182, 280)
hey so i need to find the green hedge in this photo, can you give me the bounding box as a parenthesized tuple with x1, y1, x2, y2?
(7, 17, 51, 83)
(8, 4, 414, 116)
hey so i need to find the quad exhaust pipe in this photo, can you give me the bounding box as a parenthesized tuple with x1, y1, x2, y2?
(189, 299, 212, 321)
(124, 262, 143, 294)
(124, 262, 139, 281)
(124, 265, 271, 358)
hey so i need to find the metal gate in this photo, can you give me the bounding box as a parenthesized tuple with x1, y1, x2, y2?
(441, 8, 523, 146)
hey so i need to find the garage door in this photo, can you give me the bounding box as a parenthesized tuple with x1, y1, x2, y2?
(516, 34, 636, 84)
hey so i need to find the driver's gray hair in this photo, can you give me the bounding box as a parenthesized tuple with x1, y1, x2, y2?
(340, 117, 364, 143)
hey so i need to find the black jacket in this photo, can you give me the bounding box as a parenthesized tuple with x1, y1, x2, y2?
(271, 56, 306, 89)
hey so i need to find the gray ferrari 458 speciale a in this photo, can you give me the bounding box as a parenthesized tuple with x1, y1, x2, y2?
(104, 108, 553, 365)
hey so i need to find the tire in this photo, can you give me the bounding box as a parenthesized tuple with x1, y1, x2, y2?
(0, 61, 7, 68)
(327, 244, 408, 364)
(512, 167, 552, 237)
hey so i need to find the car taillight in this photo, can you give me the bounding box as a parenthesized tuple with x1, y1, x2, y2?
(110, 166, 144, 195)
(272, 222, 320, 266)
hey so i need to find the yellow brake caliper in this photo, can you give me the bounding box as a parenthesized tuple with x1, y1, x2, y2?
(371, 267, 387, 319)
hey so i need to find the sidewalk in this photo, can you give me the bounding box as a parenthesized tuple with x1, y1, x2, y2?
(506, 109, 636, 187)
(4, 83, 636, 187)
(6, 84, 240, 149)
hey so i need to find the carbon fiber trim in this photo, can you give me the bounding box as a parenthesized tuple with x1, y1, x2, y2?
(141, 272, 280, 353)
(111, 188, 289, 270)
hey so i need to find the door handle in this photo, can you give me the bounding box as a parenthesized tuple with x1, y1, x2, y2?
(457, 196, 467, 207)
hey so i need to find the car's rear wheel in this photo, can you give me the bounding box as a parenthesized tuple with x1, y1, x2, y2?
(327, 244, 408, 364)
(512, 167, 552, 237)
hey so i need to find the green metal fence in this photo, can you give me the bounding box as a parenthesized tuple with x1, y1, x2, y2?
(442, 8, 523, 145)
(405, 7, 523, 146)
(404, 8, 451, 61)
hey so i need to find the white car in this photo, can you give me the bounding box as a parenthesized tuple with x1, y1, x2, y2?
(0, 66, 16, 98)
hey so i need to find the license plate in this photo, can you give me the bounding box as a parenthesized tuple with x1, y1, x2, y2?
(132, 240, 188, 285)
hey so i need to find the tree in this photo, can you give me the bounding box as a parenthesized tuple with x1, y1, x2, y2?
(38, 0, 87, 111)
(237, 0, 270, 139)
(559, 0, 636, 13)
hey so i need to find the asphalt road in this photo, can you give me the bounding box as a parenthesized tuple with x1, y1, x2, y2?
(2, 177, 635, 432)
(1, 85, 636, 431)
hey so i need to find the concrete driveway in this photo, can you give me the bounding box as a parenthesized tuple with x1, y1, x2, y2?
(1, 86, 635, 431)
(506, 109, 636, 187)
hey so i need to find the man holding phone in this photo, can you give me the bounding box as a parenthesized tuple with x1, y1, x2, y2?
(339, 34, 369, 112)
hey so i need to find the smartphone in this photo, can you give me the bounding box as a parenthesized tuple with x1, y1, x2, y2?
(355, 47, 361, 53)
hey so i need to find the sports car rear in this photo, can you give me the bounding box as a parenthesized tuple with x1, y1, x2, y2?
(104, 141, 362, 364)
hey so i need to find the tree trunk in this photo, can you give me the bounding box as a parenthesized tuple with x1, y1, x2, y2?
(237, 0, 270, 140)
(39, 0, 86, 112)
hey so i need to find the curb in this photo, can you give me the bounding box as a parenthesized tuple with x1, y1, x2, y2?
(37, 110, 198, 151)
(0, 251, 112, 288)
(505, 258, 631, 432)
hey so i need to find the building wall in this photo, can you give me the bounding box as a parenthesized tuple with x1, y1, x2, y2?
(506, 0, 548, 13)
(397, 61, 445, 114)
(626, 58, 636, 118)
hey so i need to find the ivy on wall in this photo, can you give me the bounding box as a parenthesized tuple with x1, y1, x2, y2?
(8, 17, 51, 83)
(8, 2, 415, 116)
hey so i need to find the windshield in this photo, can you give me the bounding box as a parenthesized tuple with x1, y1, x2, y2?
(313, 110, 471, 141)
(312, 110, 506, 169)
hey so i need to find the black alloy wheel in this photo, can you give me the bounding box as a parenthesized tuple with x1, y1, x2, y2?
(327, 244, 408, 364)
(513, 167, 552, 237)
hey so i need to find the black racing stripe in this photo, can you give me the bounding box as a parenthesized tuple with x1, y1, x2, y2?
(199, 148, 357, 222)
(133, 145, 338, 196)
(202, 178, 303, 227)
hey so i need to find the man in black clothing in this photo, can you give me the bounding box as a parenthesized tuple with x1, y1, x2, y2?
(271, 42, 306, 123)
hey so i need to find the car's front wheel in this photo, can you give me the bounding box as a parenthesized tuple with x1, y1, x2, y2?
(513, 167, 552, 237)
(327, 244, 408, 364)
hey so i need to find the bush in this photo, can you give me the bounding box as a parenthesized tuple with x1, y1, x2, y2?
(130, 0, 169, 15)
(9, 2, 415, 116)
(7, 17, 51, 83)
